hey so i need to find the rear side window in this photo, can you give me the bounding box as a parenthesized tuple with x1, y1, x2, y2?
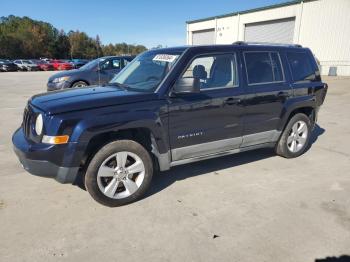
(244, 51, 284, 85)
(287, 52, 315, 82)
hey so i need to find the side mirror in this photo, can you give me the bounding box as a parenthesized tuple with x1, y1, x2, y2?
(172, 77, 200, 95)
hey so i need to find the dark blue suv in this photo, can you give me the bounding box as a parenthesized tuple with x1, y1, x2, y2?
(47, 56, 134, 91)
(13, 43, 327, 206)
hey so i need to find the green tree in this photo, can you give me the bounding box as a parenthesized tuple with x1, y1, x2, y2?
(0, 15, 147, 59)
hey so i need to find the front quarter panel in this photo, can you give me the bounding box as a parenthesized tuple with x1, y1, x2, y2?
(55, 99, 169, 163)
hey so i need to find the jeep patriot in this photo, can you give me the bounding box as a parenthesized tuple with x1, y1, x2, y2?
(12, 43, 328, 206)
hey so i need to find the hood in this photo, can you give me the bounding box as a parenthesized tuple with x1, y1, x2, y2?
(48, 69, 81, 81)
(30, 85, 158, 115)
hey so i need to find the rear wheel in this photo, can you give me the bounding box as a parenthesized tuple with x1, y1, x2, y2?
(275, 113, 311, 158)
(72, 81, 88, 88)
(85, 140, 153, 207)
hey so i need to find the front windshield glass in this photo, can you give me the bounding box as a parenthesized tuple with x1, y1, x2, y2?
(110, 50, 183, 92)
(80, 58, 106, 70)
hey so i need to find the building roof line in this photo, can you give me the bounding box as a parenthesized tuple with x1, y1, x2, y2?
(186, 0, 316, 24)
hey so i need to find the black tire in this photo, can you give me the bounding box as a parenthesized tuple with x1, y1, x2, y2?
(85, 140, 153, 207)
(71, 81, 88, 88)
(275, 113, 311, 158)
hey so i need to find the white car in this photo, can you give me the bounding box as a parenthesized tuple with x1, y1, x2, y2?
(13, 60, 40, 71)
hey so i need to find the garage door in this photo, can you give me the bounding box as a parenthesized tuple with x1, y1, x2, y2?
(192, 29, 215, 45)
(244, 17, 295, 44)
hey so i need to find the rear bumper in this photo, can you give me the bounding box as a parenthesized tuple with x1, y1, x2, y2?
(12, 128, 79, 184)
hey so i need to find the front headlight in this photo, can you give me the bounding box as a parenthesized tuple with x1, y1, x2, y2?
(52, 76, 70, 83)
(34, 114, 43, 136)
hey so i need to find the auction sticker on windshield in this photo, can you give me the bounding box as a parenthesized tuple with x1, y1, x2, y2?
(153, 54, 178, 63)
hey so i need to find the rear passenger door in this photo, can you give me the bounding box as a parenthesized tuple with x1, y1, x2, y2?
(241, 50, 292, 147)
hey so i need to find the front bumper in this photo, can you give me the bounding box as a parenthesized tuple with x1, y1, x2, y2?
(12, 128, 79, 184)
(47, 81, 71, 91)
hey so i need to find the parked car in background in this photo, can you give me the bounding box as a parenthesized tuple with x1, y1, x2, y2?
(40, 58, 51, 62)
(31, 59, 54, 71)
(70, 59, 89, 69)
(47, 56, 134, 90)
(0, 59, 18, 72)
(49, 60, 73, 71)
(13, 60, 40, 71)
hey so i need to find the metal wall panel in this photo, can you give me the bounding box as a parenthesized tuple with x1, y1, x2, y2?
(192, 29, 215, 45)
(244, 17, 295, 44)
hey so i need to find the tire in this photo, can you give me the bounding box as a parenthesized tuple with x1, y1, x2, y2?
(85, 140, 153, 207)
(71, 81, 88, 88)
(275, 113, 311, 158)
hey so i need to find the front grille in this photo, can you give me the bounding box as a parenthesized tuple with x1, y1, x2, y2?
(22, 106, 32, 137)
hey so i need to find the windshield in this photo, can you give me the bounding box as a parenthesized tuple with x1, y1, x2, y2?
(110, 50, 183, 92)
(80, 58, 106, 71)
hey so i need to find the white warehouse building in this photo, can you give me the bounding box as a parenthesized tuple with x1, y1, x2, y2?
(186, 0, 350, 76)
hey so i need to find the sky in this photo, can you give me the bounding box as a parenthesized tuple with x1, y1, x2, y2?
(0, 0, 290, 48)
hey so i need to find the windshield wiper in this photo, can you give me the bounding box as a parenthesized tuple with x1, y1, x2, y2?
(104, 82, 130, 90)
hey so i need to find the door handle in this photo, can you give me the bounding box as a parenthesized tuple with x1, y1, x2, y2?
(225, 98, 241, 105)
(277, 91, 289, 98)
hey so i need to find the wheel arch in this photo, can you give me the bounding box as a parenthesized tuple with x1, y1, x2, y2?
(279, 105, 316, 132)
(70, 79, 90, 87)
(79, 127, 165, 174)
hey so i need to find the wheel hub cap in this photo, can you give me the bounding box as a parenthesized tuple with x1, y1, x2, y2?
(287, 120, 308, 153)
(114, 168, 128, 180)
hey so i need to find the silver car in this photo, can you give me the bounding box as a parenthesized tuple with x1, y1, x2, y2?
(13, 60, 40, 71)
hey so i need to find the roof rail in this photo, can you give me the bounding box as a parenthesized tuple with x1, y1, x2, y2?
(232, 41, 302, 47)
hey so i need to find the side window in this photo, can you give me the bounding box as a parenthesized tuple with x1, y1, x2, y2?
(111, 59, 121, 69)
(100, 60, 111, 70)
(181, 53, 238, 90)
(287, 52, 315, 82)
(244, 51, 284, 85)
(123, 58, 132, 67)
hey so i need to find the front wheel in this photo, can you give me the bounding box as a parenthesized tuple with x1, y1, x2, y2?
(71, 81, 88, 88)
(85, 140, 153, 207)
(275, 113, 311, 158)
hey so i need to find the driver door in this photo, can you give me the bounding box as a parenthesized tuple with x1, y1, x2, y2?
(168, 52, 245, 161)
(97, 58, 122, 84)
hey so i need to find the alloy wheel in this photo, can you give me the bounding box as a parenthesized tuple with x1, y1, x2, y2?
(97, 151, 145, 199)
(287, 120, 308, 153)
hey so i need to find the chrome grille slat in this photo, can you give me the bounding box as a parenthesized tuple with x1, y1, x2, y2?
(22, 106, 31, 137)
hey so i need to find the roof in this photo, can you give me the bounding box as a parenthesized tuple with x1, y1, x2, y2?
(101, 55, 135, 59)
(186, 43, 305, 50)
(186, 0, 316, 24)
(146, 46, 189, 53)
